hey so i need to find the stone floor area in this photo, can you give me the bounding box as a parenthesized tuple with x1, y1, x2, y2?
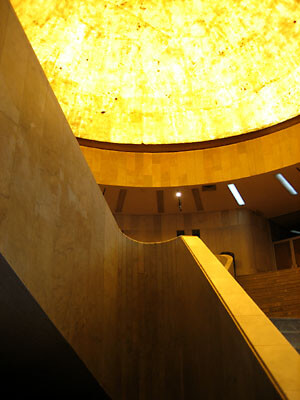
(271, 318, 300, 354)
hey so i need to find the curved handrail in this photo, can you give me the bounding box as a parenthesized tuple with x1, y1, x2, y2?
(216, 253, 234, 276)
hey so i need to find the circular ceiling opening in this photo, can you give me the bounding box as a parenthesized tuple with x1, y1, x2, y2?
(11, 0, 300, 144)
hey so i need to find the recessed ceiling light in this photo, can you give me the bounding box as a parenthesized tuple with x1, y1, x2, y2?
(275, 173, 298, 195)
(176, 192, 182, 197)
(227, 184, 245, 206)
(290, 230, 300, 235)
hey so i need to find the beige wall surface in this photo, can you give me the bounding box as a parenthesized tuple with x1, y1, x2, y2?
(0, 2, 299, 399)
(80, 123, 300, 187)
(115, 209, 276, 276)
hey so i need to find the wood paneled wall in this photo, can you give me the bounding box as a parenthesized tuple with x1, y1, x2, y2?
(80, 122, 300, 187)
(116, 209, 276, 276)
(1, 2, 299, 398)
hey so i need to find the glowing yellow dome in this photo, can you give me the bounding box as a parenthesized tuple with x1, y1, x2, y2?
(11, 0, 300, 144)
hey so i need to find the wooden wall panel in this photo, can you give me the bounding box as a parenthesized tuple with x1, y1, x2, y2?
(0, 3, 299, 399)
(80, 122, 300, 187)
(116, 209, 276, 276)
(191, 188, 204, 211)
(156, 190, 164, 213)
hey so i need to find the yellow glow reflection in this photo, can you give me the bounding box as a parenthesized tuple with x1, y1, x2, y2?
(11, 0, 300, 144)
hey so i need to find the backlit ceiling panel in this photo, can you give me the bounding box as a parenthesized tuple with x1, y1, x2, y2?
(11, 0, 300, 144)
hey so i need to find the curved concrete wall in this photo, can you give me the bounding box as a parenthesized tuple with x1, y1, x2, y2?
(0, 2, 299, 398)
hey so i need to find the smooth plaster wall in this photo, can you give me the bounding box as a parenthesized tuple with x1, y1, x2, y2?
(115, 209, 276, 276)
(0, 2, 297, 398)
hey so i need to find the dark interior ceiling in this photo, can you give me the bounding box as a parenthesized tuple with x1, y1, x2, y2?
(100, 163, 300, 233)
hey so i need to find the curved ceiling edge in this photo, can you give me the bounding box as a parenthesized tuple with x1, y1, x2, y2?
(80, 123, 300, 188)
(77, 114, 300, 153)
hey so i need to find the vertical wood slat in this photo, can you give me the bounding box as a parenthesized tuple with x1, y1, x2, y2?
(115, 189, 127, 212)
(156, 190, 164, 213)
(191, 188, 204, 211)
